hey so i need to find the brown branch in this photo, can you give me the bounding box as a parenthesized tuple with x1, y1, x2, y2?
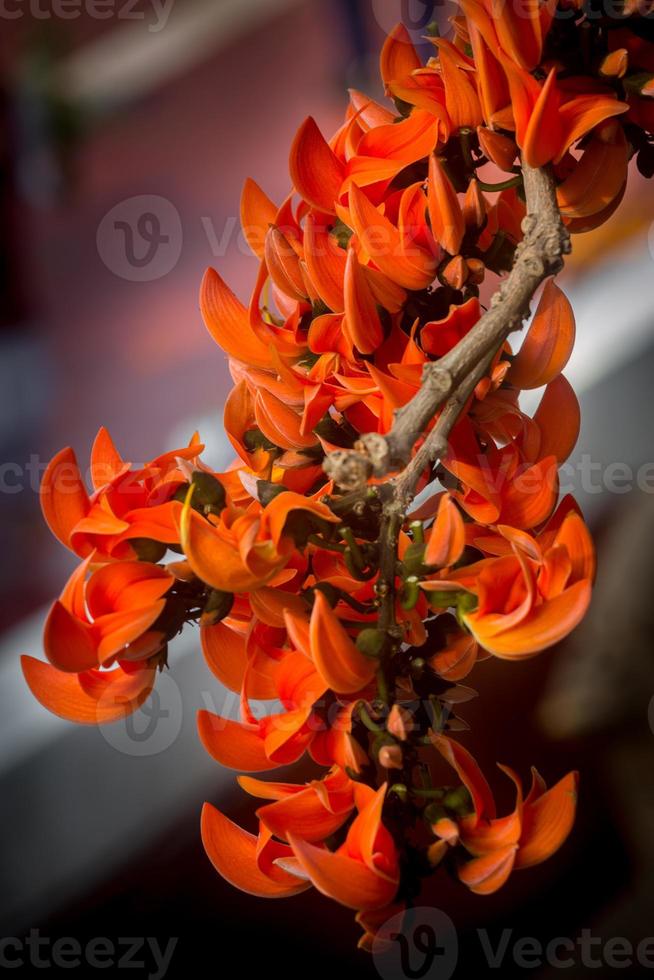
(323, 163, 570, 490)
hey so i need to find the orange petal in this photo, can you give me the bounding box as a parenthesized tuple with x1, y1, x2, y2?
(522, 68, 562, 167)
(557, 95, 629, 161)
(181, 508, 281, 593)
(289, 117, 345, 214)
(380, 23, 422, 90)
(288, 833, 398, 910)
(556, 124, 628, 219)
(200, 267, 272, 370)
(508, 281, 575, 389)
(493, 0, 542, 69)
(427, 154, 464, 256)
(257, 786, 354, 843)
(202, 622, 276, 699)
(553, 512, 596, 585)
(498, 456, 559, 530)
(303, 211, 346, 312)
(264, 225, 308, 302)
(458, 843, 518, 894)
(40, 447, 90, 551)
(309, 591, 376, 694)
(201, 804, 309, 897)
(347, 183, 436, 291)
(425, 494, 465, 567)
(44, 600, 97, 673)
(516, 771, 578, 868)
(344, 247, 383, 354)
(240, 177, 277, 259)
(436, 40, 483, 130)
(466, 579, 591, 658)
(21, 656, 154, 724)
(255, 389, 317, 451)
(90, 427, 124, 490)
(197, 710, 279, 772)
(430, 733, 496, 822)
(534, 374, 580, 464)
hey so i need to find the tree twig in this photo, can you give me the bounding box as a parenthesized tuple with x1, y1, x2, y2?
(323, 163, 570, 490)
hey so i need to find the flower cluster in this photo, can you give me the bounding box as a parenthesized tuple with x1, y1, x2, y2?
(22, 1, 654, 951)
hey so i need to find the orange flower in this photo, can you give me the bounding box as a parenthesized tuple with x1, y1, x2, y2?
(21, 656, 157, 725)
(287, 783, 400, 911)
(40, 428, 191, 560)
(432, 735, 578, 894)
(180, 489, 338, 594)
(42, 557, 171, 673)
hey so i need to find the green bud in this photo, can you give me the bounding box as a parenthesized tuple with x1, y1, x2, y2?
(456, 590, 478, 627)
(443, 785, 472, 815)
(130, 538, 167, 563)
(389, 783, 408, 802)
(256, 480, 287, 506)
(356, 628, 389, 660)
(426, 589, 457, 609)
(191, 471, 226, 515)
(402, 540, 427, 576)
(408, 520, 424, 546)
(201, 589, 234, 626)
(423, 802, 448, 825)
(400, 576, 420, 611)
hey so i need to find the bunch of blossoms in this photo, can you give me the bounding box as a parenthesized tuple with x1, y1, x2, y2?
(22, 0, 654, 951)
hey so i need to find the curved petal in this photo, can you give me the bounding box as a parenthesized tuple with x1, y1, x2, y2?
(200, 267, 273, 370)
(508, 281, 575, 390)
(201, 804, 309, 897)
(21, 656, 154, 724)
(425, 494, 465, 567)
(516, 771, 578, 868)
(40, 447, 90, 551)
(309, 591, 376, 694)
(458, 843, 518, 895)
(288, 834, 398, 910)
(289, 117, 345, 214)
(197, 709, 279, 772)
(466, 580, 592, 658)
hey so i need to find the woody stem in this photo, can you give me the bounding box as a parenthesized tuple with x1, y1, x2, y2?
(323, 162, 570, 490)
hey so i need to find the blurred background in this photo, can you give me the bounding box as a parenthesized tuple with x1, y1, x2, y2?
(1, 1, 654, 977)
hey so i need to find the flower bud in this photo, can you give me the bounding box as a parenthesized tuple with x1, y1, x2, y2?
(441, 255, 468, 290)
(599, 48, 627, 79)
(378, 744, 403, 769)
(387, 703, 414, 741)
(356, 627, 390, 659)
(201, 589, 234, 626)
(477, 126, 517, 172)
(191, 471, 226, 515)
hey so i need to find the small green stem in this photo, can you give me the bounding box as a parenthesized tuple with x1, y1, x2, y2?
(477, 175, 522, 193)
